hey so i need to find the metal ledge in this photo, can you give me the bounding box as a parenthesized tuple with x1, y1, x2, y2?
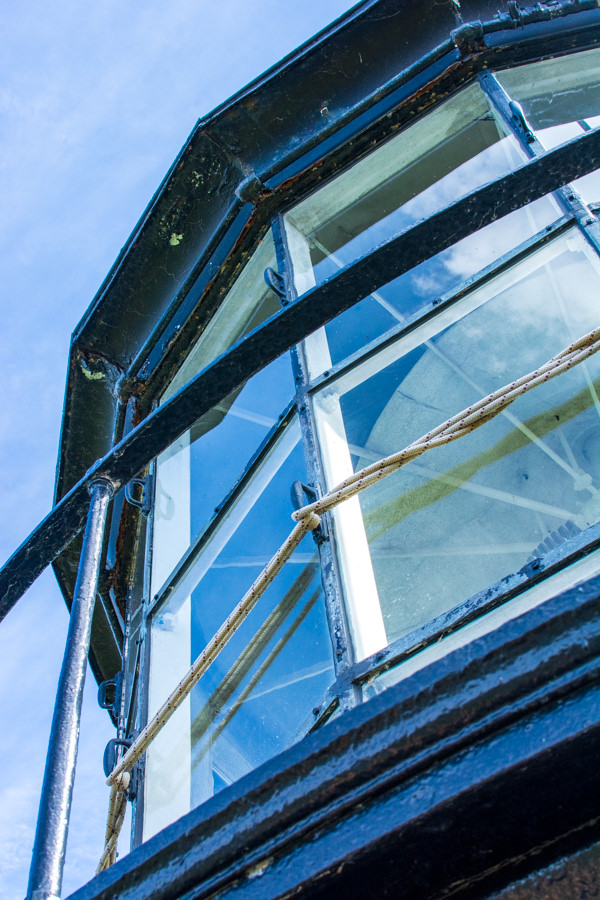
(66, 574, 600, 900)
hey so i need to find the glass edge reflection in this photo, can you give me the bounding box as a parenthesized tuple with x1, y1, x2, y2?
(148, 403, 299, 617)
(305, 213, 572, 397)
(350, 520, 600, 691)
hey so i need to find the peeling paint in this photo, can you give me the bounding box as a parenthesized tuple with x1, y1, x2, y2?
(79, 354, 105, 381)
(246, 856, 273, 879)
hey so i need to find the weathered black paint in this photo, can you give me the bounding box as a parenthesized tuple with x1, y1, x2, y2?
(36, 0, 600, 686)
(3, 2, 600, 897)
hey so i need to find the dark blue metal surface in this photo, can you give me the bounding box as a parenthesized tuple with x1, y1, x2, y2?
(4, 4, 600, 897)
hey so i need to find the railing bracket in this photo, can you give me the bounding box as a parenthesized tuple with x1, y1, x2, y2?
(264, 267, 287, 302)
(124, 475, 153, 517)
(97, 671, 123, 724)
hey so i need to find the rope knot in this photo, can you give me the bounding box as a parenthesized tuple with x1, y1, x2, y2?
(302, 511, 321, 531)
(113, 771, 131, 793)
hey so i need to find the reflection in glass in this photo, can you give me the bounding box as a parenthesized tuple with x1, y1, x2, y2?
(496, 50, 600, 203)
(151, 354, 294, 596)
(151, 231, 294, 597)
(496, 49, 600, 130)
(307, 197, 558, 375)
(287, 78, 563, 377)
(313, 229, 600, 656)
(286, 84, 522, 290)
(162, 233, 279, 402)
(145, 421, 334, 838)
(362, 548, 600, 703)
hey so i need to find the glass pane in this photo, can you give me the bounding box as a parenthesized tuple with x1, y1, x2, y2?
(304, 196, 558, 378)
(496, 51, 600, 203)
(151, 354, 294, 596)
(285, 82, 526, 296)
(362, 548, 600, 702)
(151, 231, 294, 597)
(145, 421, 335, 838)
(496, 49, 600, 130)
(313, 229, 600, 657)
(162, 232, 279, 401)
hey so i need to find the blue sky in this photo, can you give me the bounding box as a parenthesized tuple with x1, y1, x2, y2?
(0, 2, 355, 896)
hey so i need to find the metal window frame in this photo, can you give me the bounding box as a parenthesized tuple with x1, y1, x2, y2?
(282, 209, 600, 727)
(306, 521, 600, 733)
(125, 41, 600, 865)
(146, 401, 299, 619)
(134, 126, 600, 834)
(273, 215, 357, 692)
(3, 124, 600, 625)
(11, 17, 600, 892)
(278, 63, 600, 673)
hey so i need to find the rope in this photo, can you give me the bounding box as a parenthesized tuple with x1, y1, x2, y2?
(97, 324, 600, 869)
(104, 515, 321, 783)
(97, 772, 129, 872)
(292, 327, 600, 520)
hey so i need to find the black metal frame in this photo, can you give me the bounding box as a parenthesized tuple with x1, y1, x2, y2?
(5, 5, 600, 894)
(66, 572, 600, 900)
(292, 209, 600, 731)
(272, 214, 356, 693)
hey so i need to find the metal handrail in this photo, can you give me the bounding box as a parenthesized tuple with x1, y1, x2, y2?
(2, 125, 600, 623)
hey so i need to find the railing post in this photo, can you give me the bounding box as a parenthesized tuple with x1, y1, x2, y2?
(26, 478, 114, 900)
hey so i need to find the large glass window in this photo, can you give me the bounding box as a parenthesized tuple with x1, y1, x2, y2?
(302, 197, 559, 379)
(151, 233, 294, 596)
(142, 47, 600, 844)
(285, 83, 522, 287)
(284, 82, 560, 378)
(312, 229, 600, 658)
